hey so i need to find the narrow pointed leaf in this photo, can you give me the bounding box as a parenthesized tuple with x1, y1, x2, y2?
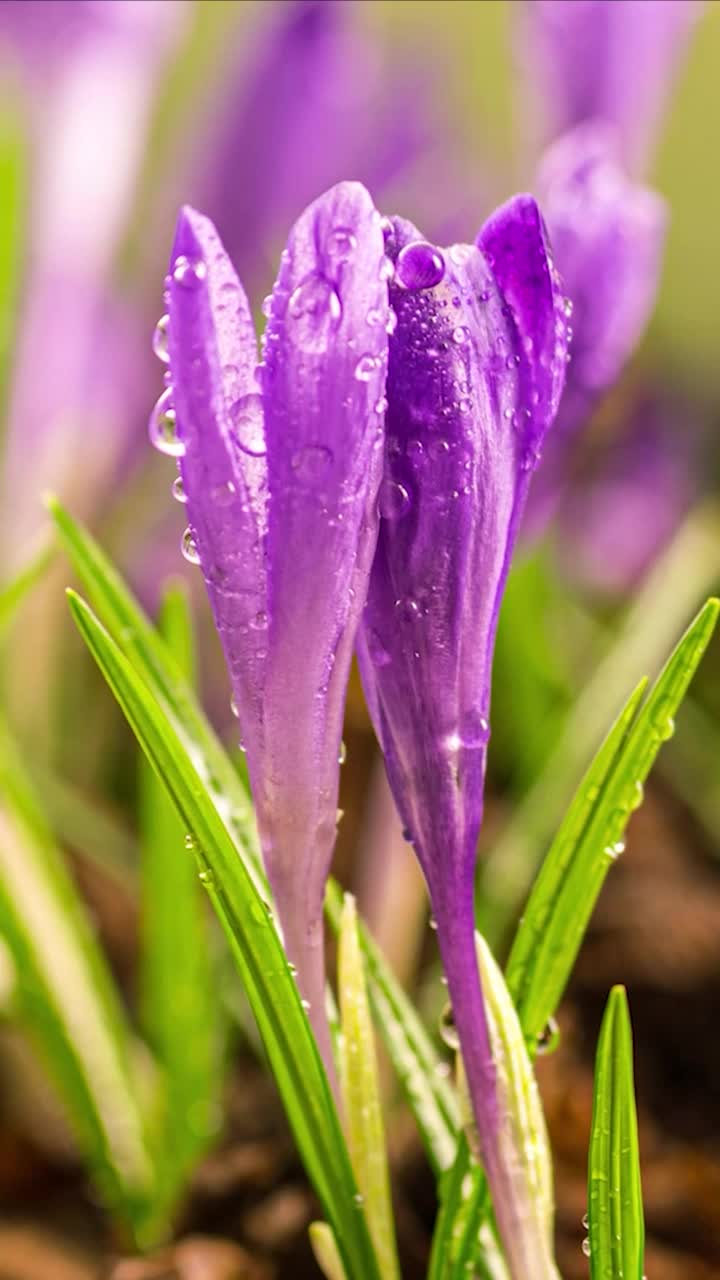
(66, 590, 381, 1280)
(139, 581, 224, 1200)
(310, 1222, 348, 1280)
(0, 538, 54, 631)
(338, 894, 399, 1280)
(50, 503, 457, 1182)
(0, 717, 156, 1241)
(326, 879, 459, 1176)
(507, 598, 719, 1048)
(588, 987, 644, 1280)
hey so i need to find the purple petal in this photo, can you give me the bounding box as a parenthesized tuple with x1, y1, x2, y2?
(517, 0, 703, 174)
(524, 125, 666, 534)
(356, 198, 566, 1277)
(166, 206, 268, 766)
(257, 183, 388, 1003)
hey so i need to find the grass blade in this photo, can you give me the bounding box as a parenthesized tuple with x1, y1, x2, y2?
(588, 986, 644, 1280)
(49, 503, 458, 1184)
(0, 717, 156, 1241)
(326, 879, 459, 1177)
(338, 894, 400, 1280)
(310, 1222, 348, 1280)
(506, 598, 719, 1049)
(139, 581, 224, 1200)
(67, 589, 381, 1280)
(0, 538, 55, 631)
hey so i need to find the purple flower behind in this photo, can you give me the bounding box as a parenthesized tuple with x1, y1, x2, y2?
(192, 0, 481, 294)
(517, 0, 703, 175)
(357, 199, 568, 1276)
(524, 124, 666, 536)
(163, 183, 389, 1073)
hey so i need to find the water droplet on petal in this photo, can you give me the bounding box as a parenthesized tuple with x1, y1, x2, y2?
(354, 354, 377, 382)
(291, 443, 333, 485)
(379, 216, 394, 242)
(230, 695, 239, 718)
(378, 478, 411, 519)
(452, 325, 469, 345)
(375, 396, 388, 415)
(338, 740, 347, 765)
(536, 1015, 560, 1055)
(439, 1002, 460, 1050)
(149, 388, 185, 457)
(181, 527, 201, 564)
(261, 294, 273, 318)
(396, 240, 445, 290)
(288, 273, 342, 353)
(171, 474, 187, 504)
(152, 314, 170, 362)
(172, 255, 207, 288)
(229, 392, 266, 456)
(385, 308, 398, 336)
(366, 306, 383, 326)
(326, 226, 357, 264)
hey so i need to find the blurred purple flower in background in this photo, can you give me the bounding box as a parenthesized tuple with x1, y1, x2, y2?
(518, 0, 703, 174)
(525, 124, 666, 534)
(0, 0, 188, 567)
(163, 185, 389, 1072)
(357, 199, 568, 1276)
(191, 0, 480, 297)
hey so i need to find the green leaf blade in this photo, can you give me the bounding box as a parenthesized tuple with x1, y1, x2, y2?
(0, 718, 157, 1241)
(338, 894, 400, 1280)
(66, 589, 381, 1280)
(588, 986, 644, 1280)
(507, 599, 719, 1051)
(139, 582, 224, 1197)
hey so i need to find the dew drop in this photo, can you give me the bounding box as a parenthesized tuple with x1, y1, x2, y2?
(172, 255, 206, 289)
(396, 240, 445, 290)
(171, 475, 187, 504)
(536, 1015, 560, 1055)
(378, 478, 411, 519)
(375, 395, 389, 415)
(149, 388, 185, 457)
(379, 256, 395, 283)
(152, 314, 170, 362)
(354, 354, 377, 382)
(366, 306, 383, 327)
(230, 695, 239, 718)
(439, 1002, 460, 1050)
(326, 225, 357, 264)
(198, 867, 214, 887)
(385, 308, 398, 336)
(181, 527, 201, 565)
(288, 273, 341, 353)
(261, 294, 273, 318)
(379, 216, 394, 241)
(452, 325, 470, 345)
(581, 1238, 591, 1258)
(291, 443, 333, 484)
(428, 437, 450, 461)
(338, 740, 347, 765)
(229, 392, 266, 456)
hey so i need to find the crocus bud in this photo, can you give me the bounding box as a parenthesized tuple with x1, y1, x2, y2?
(517, 0, 703, 176)
(357, 196, 568, 1278)
(524, 124, 666, 534)
(161, 183, 389, 1073)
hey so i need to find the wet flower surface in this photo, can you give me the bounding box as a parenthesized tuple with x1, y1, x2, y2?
(161, 183, 389, 1072)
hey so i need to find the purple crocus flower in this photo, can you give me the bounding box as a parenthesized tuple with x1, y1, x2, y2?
(517, 0, 703, 175)
(524, 124, 666, 536)
(356, 200, 568, 1274)
(160, 183, 389, 1073)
